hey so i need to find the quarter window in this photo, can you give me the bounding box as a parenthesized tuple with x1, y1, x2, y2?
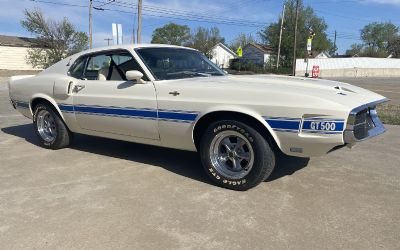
(68, 57, 87, 79)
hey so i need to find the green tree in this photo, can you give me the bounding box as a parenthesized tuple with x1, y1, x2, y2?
(259, 0, 332, 68)
(229, 33, 256, 51)
(346, 43, 363, 57)
(188, 27, 225, 55)
(346, 22, 399, 57)
(151, 23, 191, 46)
(362, 22, 398, 55)
(388, 36, 400, 57)
(21, 8, 88, 69)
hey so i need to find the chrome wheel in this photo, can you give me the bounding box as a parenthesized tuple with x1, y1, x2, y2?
(210, 131, 255, 180)
(36, 109, 57, 143)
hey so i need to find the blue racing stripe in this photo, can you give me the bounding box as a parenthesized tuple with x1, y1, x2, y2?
(58, 104, 198, 123)
(58, 104, 74, 112)
(158, 111, 198, 122)
(266, 119, 301, 131)
(73, 105, 158, 119)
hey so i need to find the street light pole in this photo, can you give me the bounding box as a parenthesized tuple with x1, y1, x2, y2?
(292, 0, 300, 76)
(137, 0, 142, 43)
(89, 0, 93, 49)
(277, 4, 285, 70)
(104, 38, 112, 46)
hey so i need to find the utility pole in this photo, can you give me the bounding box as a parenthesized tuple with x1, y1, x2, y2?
(277, 4, 286, 70)
(132, 0, 136, 44)
(89, 0, 93, 49)
(292, 0, 300, 76)
(333, 30, 337, 55)
(137, 0, 142, 43)
(132, 24, 136, 44)
(104, 38, 113, 46)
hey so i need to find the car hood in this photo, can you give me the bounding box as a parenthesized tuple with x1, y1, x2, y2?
(166, 74, 387, 111)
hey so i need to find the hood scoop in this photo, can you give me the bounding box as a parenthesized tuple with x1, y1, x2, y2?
(334, 86, 356, 93)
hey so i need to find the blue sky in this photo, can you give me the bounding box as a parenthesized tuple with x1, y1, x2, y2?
(0, 0, 399, 54)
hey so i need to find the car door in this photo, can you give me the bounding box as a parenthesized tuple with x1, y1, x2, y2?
(71, 50, 159, 140)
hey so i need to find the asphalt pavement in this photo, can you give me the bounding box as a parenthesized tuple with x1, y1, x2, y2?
(0, 77, 399, 249)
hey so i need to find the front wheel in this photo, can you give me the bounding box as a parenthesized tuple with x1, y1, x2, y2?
(200, 120, 276, 191)
(33, 103, 72, 149)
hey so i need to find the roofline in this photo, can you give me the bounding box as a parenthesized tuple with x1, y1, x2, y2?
(244, 43, 275, 53)
(84, 44, 198, 54)
(210, 42, 238, 57)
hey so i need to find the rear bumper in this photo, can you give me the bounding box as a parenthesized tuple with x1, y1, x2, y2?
(344, 98, 389, 147)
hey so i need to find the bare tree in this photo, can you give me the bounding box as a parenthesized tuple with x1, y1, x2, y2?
(21, 8, 88, 68)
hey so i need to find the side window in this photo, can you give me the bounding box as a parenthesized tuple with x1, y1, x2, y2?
(112, 53, 149, 81)
(68, 57, 86, 79)
(82, 51, 149, 81)
(85, 54, 111, 80)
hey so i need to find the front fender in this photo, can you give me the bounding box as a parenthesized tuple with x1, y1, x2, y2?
(192, 105, 283, 150)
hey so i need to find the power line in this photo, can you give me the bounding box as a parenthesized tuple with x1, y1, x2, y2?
(29, 0, 86, 8)
(93, 0, 269, 26)
(30, 0, 269, 27)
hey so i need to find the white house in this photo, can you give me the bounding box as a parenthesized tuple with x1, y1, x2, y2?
(209, 42, 237, 69)
(0, 35, 40, 70)
(314, 51, 330, 59)
(242, 43, 275, 66)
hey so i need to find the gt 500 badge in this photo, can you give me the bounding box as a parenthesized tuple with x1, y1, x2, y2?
(302, 119, 345, 133)
(310, 121, 336, 131)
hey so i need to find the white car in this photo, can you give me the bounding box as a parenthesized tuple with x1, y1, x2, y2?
(8, 44, 388, 190)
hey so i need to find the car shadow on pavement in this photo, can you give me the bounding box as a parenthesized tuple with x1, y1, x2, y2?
(2, 124, 310, 185)
(266, 152, 310, 182)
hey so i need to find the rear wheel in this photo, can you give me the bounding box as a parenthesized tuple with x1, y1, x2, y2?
(200, 120, 276, 191)
(33, 103, 72, 149)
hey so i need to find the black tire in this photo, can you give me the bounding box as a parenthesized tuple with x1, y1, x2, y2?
(200, 120, 276, 191)
(33, 103, 72, 149)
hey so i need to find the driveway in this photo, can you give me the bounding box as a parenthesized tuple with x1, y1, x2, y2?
(0, 78, 399, 249)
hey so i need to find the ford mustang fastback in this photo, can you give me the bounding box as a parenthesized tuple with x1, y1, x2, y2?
(8, 44, 388, 190)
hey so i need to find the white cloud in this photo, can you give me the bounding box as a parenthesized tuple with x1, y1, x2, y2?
(364, 0, 400, 6)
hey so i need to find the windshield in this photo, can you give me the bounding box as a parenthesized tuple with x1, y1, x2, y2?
(135, 47, 225, 80)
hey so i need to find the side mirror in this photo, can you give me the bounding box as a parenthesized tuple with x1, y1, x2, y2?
(126, 70, 144, 83)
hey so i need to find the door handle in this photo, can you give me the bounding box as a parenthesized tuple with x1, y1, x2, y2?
(169, 91, 180, 96)
(73, 84, 86, 93)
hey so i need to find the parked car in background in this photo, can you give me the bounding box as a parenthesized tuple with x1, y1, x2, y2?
(8, 44, 388, 190)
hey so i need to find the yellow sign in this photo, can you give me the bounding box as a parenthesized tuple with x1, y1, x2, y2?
(307, 38, 312, 52)
(237, 46, 243, 57)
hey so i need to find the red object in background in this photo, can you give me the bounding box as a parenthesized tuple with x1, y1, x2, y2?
(312, 65, 320, 78)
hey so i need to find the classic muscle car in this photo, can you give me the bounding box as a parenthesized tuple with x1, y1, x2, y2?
(8, 44, 388, 190)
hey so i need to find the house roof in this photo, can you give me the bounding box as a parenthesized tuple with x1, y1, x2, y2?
(310, 51, 331, 59)
(0, 35, 37, 47)
(211, 42, 237, 57)
(244, 43, 275, 53)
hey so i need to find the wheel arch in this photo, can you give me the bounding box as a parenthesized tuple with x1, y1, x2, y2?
(192, 109, 282, 152)
(30, 94, 65, 121)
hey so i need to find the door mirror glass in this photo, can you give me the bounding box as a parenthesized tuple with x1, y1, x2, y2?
(126, 70, 144, 83)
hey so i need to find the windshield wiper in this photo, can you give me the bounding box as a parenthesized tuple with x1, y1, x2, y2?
(167, 71, 211, 77)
